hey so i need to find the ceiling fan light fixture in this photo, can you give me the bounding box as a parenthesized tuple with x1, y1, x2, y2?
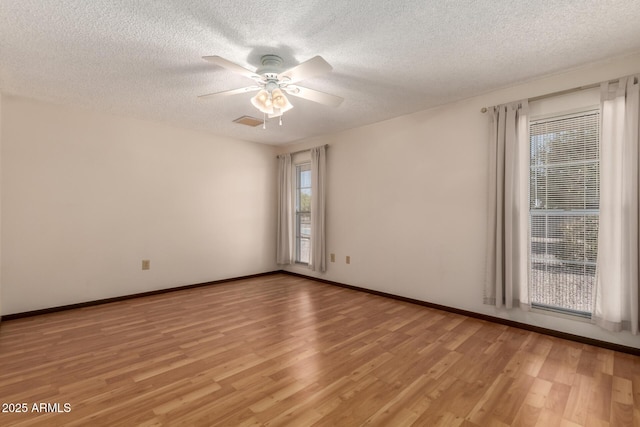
(250, 89, 274, 114)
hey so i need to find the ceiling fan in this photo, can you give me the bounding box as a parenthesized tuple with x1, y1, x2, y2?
(199, 54, 343, 126)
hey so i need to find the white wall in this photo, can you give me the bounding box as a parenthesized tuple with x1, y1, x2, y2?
(282, 52, 640, 348)
(1, 95, 278, 315)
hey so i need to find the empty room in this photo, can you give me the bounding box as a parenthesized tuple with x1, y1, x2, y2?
(1, 1, 639, 426)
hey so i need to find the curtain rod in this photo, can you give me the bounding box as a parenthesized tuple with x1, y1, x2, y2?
(480, 78, 621, 113)
(277, 144, 329, 157)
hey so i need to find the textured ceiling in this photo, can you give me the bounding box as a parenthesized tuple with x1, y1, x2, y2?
(1, 1, 640, 145)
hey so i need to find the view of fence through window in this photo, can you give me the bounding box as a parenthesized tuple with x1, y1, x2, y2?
(529, 110, 600, 315)
(296, 163, 311, 264)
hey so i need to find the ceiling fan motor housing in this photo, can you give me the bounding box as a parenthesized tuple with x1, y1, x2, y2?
(256, 55, 284, 76)
(265, 81, 280, 92)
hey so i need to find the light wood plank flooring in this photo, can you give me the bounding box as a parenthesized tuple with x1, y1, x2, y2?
(0, 274, 638, 426)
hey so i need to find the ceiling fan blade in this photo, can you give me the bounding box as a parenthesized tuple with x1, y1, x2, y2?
(285, 85, 344, 107)
(202, 56, 261, 81)
(198, 86, 260, 99)
(278, 56, 333, 83)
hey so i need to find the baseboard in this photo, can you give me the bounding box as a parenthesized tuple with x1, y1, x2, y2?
(281, 270, 640, 357)
(0, 271, 280, 321)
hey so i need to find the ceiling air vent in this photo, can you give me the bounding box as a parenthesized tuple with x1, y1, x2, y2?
(233, 116, 264, 127)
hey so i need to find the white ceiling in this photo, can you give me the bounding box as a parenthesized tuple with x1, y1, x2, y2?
(1, 1, 640, 145)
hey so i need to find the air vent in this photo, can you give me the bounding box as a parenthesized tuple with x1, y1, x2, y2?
(233, 116, 264, 127)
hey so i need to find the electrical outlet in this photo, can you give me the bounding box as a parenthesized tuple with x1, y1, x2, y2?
(330, 253, 335, 262)
(346, 256, 351, 264)
(142, 260, 150, 270)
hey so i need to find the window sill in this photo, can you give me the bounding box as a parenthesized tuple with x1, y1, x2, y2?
(530, 305, 592, 323)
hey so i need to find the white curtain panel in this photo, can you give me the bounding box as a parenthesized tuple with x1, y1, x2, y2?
(310, 146, 327, 272)
(276, 153, 293, 265)
(484, 100, 530, 309)
(595, 75, 639, 334)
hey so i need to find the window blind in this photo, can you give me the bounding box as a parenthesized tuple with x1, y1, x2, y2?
(529, 110, 599, 315)
(295, 163, 311, 264)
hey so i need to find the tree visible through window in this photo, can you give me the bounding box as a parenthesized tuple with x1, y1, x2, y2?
(529, 110, 599, 316)
(295, 163, 311, 264)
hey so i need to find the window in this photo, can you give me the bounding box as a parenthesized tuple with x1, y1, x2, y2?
(295, 163, 311, 264)
(529, 110, 600, 316)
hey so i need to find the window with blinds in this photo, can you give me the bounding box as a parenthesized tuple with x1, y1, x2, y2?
(529, 109, 599, 316)
(295, 163, 311, 264)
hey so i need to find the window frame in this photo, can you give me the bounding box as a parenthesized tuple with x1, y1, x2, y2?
(528, 107, 600, 318)
(294, 162, 311, 264)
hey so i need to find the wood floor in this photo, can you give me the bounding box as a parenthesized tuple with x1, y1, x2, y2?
(0, 274, 638, 426)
